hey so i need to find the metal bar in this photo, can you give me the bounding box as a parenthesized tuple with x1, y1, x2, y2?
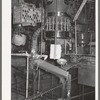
(12, 66, 34, 82)
(82, 85, 84, 100)
(71, 78, 78, 81)
(75, 21, 78, 54)
(55, 0, 58, 44)
(12, 88, 25, 97)
(33, 70, 39, 96)
(25, 84, 63, 100)
(90, 32, 92, 55)
(33, 71, 35, 97)
(40, 0, 44, 55)
(70, 91, 95, 99)
(11, 53, 30, 57)
(26, 57, 29, 98)
(33, 70, 39, 82)
(54, 0, 58, 59)
(65, 39, 67, 54)
(12, 66, 25, 73)
(73, 0, 88, 21)
(65, 53, 95, 56)
(38, 69, 41, 92)
(51, 75, 53, 100)
(12, 81, 25, 86)
(15, 75, 18, 100)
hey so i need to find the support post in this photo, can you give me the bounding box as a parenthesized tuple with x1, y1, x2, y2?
(26, 57, 30, 98)
(75, 21, 78, 54)
(38, 69, 41, 93)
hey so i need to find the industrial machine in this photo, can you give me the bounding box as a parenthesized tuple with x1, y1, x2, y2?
(11, 0, 95, 100)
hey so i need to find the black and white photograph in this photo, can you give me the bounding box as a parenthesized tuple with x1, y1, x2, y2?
(3, 0, 97, 100)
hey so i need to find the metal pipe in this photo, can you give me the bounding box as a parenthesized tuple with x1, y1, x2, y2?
(54, 0, 58, 59)
(65, 53, 95, 56)
(75, 21, 78, 54)
(11, 53, 31, 57)
(33, 70, 39, 96)
(73, 0, 88, 21)
(70, 91, 94, 99)
(26, 57, 30, 98)
(51, 75, 53, 100)
(12, 81, 25, 86)
(15, 75, 18, 100)
(71, 78, 78, 81)
(82, 85, 84, 100)
(38, 69, 41, 92)
(61, 78, 67, 98)
(65, 39, 66, 54)
(55, 0, 58, 45)
(90, 32, 92, 55)
(25, 84, 63, 100)
(40, 0, 44, 55)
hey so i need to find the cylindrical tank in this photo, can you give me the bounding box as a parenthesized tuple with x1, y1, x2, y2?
(44, 0, 72, 40)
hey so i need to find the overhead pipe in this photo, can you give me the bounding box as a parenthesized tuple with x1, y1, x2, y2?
(73, 0, 88, 22)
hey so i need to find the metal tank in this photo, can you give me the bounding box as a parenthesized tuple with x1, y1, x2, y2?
(44, 0, 72, 40)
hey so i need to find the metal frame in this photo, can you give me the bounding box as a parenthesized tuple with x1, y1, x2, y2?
(11, 53, 31, 98)
(11, 53, 71, 100)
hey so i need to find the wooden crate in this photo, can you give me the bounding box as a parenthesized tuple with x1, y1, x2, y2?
(13, 3, 42, 26)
